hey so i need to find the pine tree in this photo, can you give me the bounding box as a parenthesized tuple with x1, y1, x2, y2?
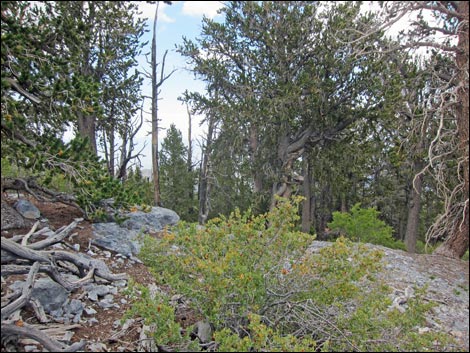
(159, 125, 197, 221)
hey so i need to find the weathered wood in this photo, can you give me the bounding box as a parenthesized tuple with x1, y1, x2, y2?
(1, 177, 84, 216)
(21, 221, 40, 246)
(1, 323, 86, 352)
(2, 236, 126, 281)
(1, 218, 127, 351)
(1, 262, 40, 321)
(26, 218, 83, 250)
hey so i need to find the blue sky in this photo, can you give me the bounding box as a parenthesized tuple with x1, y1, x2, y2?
(134, 1, 225, 170)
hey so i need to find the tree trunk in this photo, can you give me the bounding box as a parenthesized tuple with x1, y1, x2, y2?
(198, 115, 215, 224)
(151, 2, 161, 206)
(404, 170, 423, 253)
(109, 123, 115, 177)
(249, 124, 263, 193)
(77, 112, 97, 155)
(301, 158, 312, 233)
(76, 1, 98, 156)
(434, 2, 469, 258)
(270, 129, 305, 210)
(187, 104, 194, 204)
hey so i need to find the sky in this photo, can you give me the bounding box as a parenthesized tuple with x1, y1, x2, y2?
(132, 1, 225, 171)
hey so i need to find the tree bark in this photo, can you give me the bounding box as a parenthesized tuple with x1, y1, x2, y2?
(198, 115, 215, 224)
(404, 169, 423, 253)
(301, 158, 312, 233)
(77, 112, 97, 155)
(249, 124, 263, 193)
(434, 1, 469, 259)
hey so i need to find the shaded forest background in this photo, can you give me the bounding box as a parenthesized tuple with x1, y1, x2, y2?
(1, 1, 468, 258)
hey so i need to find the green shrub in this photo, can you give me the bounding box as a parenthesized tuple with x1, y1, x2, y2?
(327, 203, 405, 250)
(139, 196, 313, 329)
(123, 280, 199, 351)
(134, 197, 454, 352)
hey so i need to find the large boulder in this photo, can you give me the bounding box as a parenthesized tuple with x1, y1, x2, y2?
(92, 206, 179, 256)
(1, 199, 27, 230)
(92, 223, 140, 257)
(10, 278, 69, 314)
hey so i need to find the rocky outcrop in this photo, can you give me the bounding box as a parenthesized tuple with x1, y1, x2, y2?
(91, 206, 179, 256)
(307, 241, 469, 350)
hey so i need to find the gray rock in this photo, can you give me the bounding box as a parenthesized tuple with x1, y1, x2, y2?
(85, 284, 111, 301)
(92, 223, 140, 257)
(65, 299, 84, 316)
(194, 320, 213, 343)
(84, 307, 98, 315)
(88, 317, 99, 325)
(91, 206, 179, 255)
(1, 199, 27, 230)
(87, 342, 108, 352)
(14, 199, 41, 219)
(120, 207, 180, 233)
(11, 278, 69, 314)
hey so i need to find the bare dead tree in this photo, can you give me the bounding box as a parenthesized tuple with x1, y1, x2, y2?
(148, 1, 177, 206)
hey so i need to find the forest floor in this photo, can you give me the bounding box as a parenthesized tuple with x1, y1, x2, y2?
(1, 197, 469, 352)
(1, 198, 193, 352)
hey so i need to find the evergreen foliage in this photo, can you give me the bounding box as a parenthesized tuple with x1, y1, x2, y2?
(328, 203, 405, 250)
(159, 124, 198, 221)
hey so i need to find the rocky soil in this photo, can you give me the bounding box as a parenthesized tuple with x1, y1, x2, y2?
(1, 196, 469, 352)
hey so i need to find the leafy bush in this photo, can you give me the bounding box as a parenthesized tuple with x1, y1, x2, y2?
(123, 280, 199, 351)
(139, 196, 312, 330)
(327, 203, 405, 250)
(132, 197, 453, 351)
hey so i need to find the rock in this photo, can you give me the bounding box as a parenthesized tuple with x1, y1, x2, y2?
(84, 307, 98, 315)
(10, 278, 69, 314)
(64, 298, 84, 322)
(91, 206, 179, 255)
(14, 199, 41, 219)
(139, 323, 158, 352)
(120, 206, 180, 233)
(92, 223, 140, 257)
(87, 342, 108, 351)
(193, 320, 213, 343)
(88, 317, 99, 325)
(1, 199, 28, 230)
(85, 284, 111, 301)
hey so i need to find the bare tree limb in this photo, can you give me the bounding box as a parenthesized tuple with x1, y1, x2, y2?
(1, 323, 86, 352)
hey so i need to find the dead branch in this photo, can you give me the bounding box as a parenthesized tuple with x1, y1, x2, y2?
(1, 261, 40, 321)
(1, 177, 85, 216)
(1, 323, 86, 352)
(1, 218, 127, 351)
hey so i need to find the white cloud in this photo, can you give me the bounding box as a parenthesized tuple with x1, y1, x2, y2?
(137, 1, 175, 23)
(182, 1, 223, 19)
